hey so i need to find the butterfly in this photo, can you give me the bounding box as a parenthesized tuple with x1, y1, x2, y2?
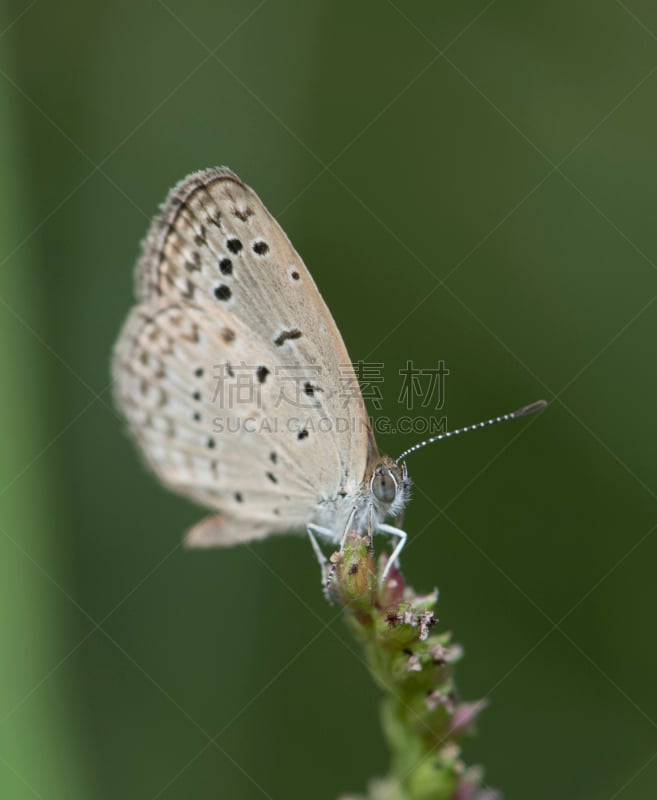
(112, 167, 545, 586)
(112, 167, 417, 585)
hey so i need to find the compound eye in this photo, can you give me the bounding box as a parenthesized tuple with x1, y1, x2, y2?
(372, 470, 397, 504)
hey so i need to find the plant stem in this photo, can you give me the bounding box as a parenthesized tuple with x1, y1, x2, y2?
(330, 534, 498, 800)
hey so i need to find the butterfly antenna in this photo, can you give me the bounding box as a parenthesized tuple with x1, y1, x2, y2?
(396, 399, 547, 463)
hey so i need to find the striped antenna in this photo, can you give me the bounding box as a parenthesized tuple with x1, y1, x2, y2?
(396, 400, 547, 463)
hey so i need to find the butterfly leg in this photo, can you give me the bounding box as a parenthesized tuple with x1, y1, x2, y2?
(375, 523, 407, 586)
(339, 507, 358, 551)
(367, 505, 375, 554)
(307, 524, 336, 589)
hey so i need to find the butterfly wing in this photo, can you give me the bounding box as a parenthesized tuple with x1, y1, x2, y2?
(113, 167, 377, 544)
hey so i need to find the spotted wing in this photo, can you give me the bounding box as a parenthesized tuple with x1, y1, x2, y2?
(112, 167, 377, 542)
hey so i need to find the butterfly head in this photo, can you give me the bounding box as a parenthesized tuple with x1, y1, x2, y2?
(368, 457, 411, 520)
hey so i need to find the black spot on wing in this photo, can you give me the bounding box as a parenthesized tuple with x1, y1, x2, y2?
(214, 284, 231, 301)
(274, 328, 302, 347)
(304, 381, 322, 396)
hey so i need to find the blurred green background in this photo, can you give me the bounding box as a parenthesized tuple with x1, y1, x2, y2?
(2, 1, 657, 798)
